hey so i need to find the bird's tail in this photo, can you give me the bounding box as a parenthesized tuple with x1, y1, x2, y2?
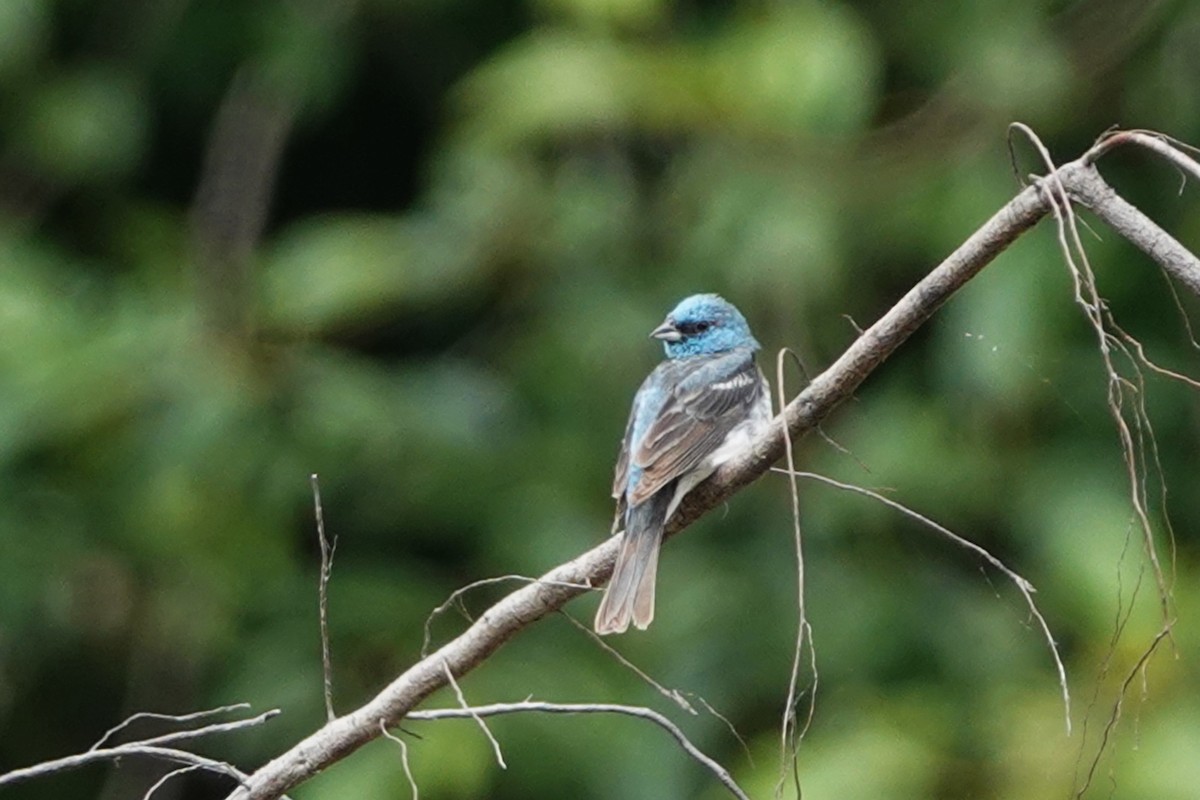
(594, 488, 672, 635)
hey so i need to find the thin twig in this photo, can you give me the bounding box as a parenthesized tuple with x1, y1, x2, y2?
(773, 348, 817, 799)
(558, 611, 697, 714)
(1105, 314, 1183, 584)
(694, 695, 755, 766)
(311, 473, 337, 722)
(773, 469, 1071, 732)
(1074, 626, 1172, 798)
(1087, 129, 1200, 184)
(423, 575, 595, 657)
(1072, 524, 1145, 791)
(135, 710, 282, 749)
(1159, 271, 1200, 350)
(1014, 125, 1174, 630)
(144, 764, 206, 800)
(380, 721, 420, 800)
(441, 662, 506, 769)
(1108, 320, 1200, 390)
(2, 707, 283, 795)
(2, 745, 250, 790)
(407, 701, 749, 800)
(90, 703, 252, 751)
(560, 608, 753, 762)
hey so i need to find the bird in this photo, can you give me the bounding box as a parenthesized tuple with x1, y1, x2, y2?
(594, 294, 772, 635)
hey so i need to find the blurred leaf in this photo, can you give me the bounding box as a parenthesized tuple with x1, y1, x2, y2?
(707, 6, 879, 136)
(262, 215, 487, 331)
(534, 0, 667, 30)
(0, 0, 48, 80)
(15, 67, 149, 183)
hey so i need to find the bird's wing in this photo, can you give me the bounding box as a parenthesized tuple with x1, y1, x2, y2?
(609, 407, 638, 532)
(627, 350, 764, 506)
(612, 405, 635, 500)
(612, 366, 660, 501)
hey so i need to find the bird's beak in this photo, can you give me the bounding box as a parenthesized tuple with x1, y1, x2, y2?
(649, 319, 683, 342)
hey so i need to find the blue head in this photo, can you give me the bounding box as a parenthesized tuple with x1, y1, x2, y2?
(650, 294, 761, 358)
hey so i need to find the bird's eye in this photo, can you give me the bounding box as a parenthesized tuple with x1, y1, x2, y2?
(695, 322, 711, 333)
(676, 320, 711, 336)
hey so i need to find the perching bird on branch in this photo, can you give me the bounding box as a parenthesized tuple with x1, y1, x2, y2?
(595, 294, 771, 635)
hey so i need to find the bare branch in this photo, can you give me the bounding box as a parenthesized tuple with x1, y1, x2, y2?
(2, 745, 250, 791)
(1019, 127, 1175, 627)
(134, 709, 281, 749)
(1087, 129, 1200, 185)
(223, 129, 1200, 800)
(311, 473, 337, 722)
(1070, 166, 1200, 296)
(406, 701, 750, 800)
(2, 705, 281, 795)
(90, 703, 253, 751)
(1077, 131, 1200, 295)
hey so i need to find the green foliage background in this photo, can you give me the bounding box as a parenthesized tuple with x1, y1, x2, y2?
(2, 0, 1199, 798)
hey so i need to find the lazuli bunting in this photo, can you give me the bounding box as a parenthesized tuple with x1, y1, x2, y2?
(595, 294, 771, 635)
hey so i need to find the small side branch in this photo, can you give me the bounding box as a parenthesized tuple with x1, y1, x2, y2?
(0, 706, 282, 795)
(407, 702, 750, 800)
(441, 663, 505, 769)
(773, 349, 818, 799)
(144, 765, 207, 800)
(776, 469, 1071, 733)
(1074, 625, 1173, 798)
(0, 745, 248, 789)
(422, 575, 595, 658)
(379, 721, 420, 799)
(311, 474, 337, 722)
(90, 703, 253, 751)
